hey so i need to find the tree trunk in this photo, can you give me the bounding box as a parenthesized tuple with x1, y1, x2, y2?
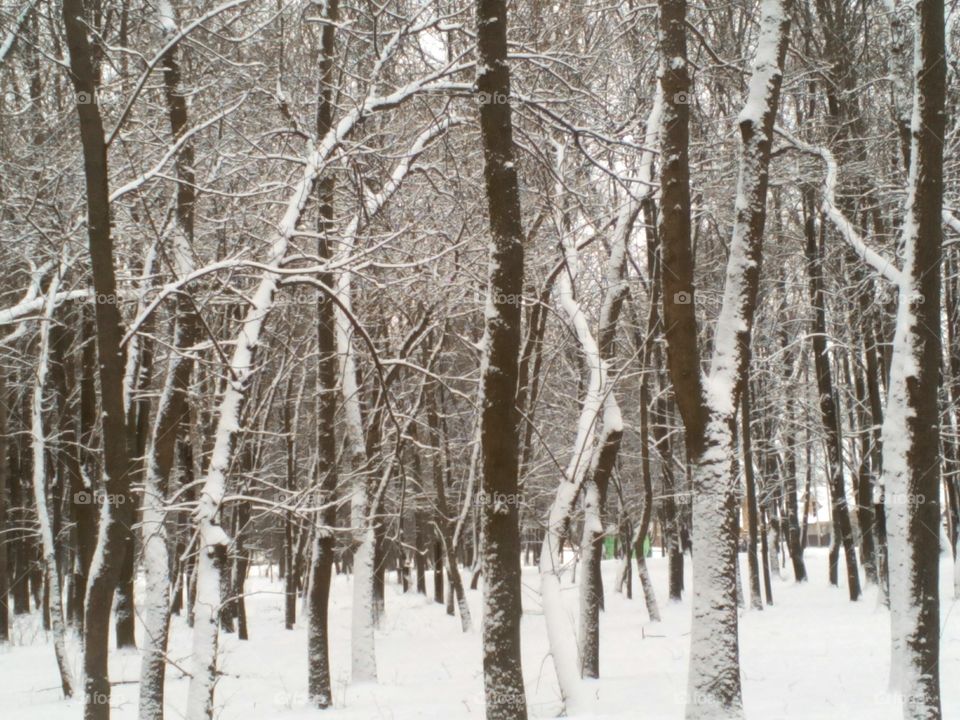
(306, 0, 340, 705)
(656, 1, 792, 715)
(802, 189, 861, 601)
(475, 0, 528, 713)
(31, 271, 75, 698)
(0, 370, 8, 642)
(882, 1, 945, 714)
(741, 381, 763, 610)
(62, 2, 136, 716)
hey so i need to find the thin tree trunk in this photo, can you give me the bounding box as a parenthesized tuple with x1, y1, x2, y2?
(741, 381, 763, 610)
(138, 0, 202, 710)
(31, 270, 75, 698)
(802, 189, 861, 601)
(306, 0, 340, 704)
(426, 375, 471, 630)
(0, 370, 8, 642)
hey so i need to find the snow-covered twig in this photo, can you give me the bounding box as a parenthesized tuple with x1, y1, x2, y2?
(0, 0, 38, 66)
(776, 128, 904, 287)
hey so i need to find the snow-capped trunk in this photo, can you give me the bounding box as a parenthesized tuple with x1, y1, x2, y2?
(538, 218, 613, 710)
(579, 87, 660, 679)
(116, 241, 161, 651)
(139, 5, 200, 716)
(656, 1, 792, 716)
(185, 252, 286, 719)
(31, 269, 74, 699)
(334, 208, 384, 685)
(338, 267, 377, 681)
(475, 0, 529, 715)
(185, 95, 352, 720)
(182, 59, 452, 715)
(882, 0, 945, 715)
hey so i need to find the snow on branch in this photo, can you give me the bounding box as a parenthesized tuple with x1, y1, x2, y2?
(106, 0, 254, 147)
(110, 99, 245, 203)
(0, 0, 38, 66)
(943, 209, 960, 236)
(0, 290, 89, 327)
(777, 128, 905, 287)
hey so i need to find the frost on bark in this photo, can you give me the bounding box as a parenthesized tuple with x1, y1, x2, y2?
(333, 122, 454, 684)
(475, 0, 528, 715)
(338, 254, 377, 684)
(656, 0, 792, 717)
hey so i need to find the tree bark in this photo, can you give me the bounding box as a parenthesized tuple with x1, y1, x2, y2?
(306, 0, 340, 704)
(883, 0, 945, 714)
(475, 0, 528, 713)
(802, 189, 861, 601)
(656, 1, 792, 715)
(62, 2, 135, 716)
(741, 380, 763, 610)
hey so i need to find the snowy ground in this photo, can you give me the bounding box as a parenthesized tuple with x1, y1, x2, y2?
(3, 548, 959, 719)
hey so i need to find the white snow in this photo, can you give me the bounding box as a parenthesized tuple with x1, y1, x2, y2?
(4, 550, 960, 719)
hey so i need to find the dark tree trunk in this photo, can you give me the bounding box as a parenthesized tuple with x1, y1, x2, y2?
(475, 0, 528, 712)
(759, 506, 773, 605)
(414, 506, 427, 595)
(741, 381, 763, 610)
(306, 0, 339, 700)
(0, 370, 7, 642)
(887, 0, 945, 713)
(114, 538, 136, 648)
(802, 189, 861, 602)
(433, 540, 444, 605)
(73, 313, 98, 628)
(62, 2, 135, 717)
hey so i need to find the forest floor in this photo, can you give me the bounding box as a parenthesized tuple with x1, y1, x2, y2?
(3, 547, 959, 719)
